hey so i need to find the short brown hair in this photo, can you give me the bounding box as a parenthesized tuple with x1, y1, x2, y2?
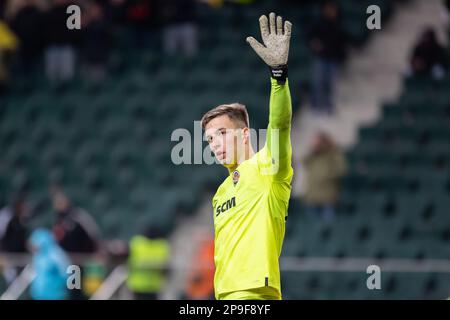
(201, 103, 249, 129)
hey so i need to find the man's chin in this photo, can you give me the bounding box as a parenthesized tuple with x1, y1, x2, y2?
(217, 158, 235, 168)
(222, 161, 237, 170)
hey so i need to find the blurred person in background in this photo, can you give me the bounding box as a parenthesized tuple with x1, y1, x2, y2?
(0, 194, 29, 284)
(51, 188, 101, 254)
(203, 0, 224, 9)
(81, 260, 107, 298)
(0, 17, 18, 94)
(408, 27, 448, 80)
(126, 226, 170, 300)
(0, 194, 29, 253)
(0, 1, 5, 18)
(308, 1, 348, 116)
(8, 0, 44, 75)
(159, 0, 198, 58)
(51, 187, 101, 300)
(442, 0, 450, 26)
(28, 228, 70, 300)
(81, 0, 112, 83)
(43, 0, 81, 85)
(303, 132, 347, 222)
(123, 0, 158, 48)
(184, 235, 215, 300)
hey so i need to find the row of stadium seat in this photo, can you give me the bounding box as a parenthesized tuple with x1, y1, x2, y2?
(282, 69, 450, 297)
(282, 271, 450, 300)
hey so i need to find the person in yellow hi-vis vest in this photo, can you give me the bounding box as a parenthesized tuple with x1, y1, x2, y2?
(126, 227, 171, 300)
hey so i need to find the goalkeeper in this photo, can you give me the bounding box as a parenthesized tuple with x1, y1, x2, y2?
(201, 12, 293, 300)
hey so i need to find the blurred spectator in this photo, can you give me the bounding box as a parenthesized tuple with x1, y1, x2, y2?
(124, 0, 157, 48)
(159, 0, 198, 58)
(43, 0, 81, 84)
(408, 28, 448, 79)
(308, 1, 348, 115)
(104, 0, 124, 22)
(81, 260, 107, 297)
(0, 194, 29, 284)
(0, 19, 18, 94)
(28, 228, 71, 300)
(303, 132, 347, 222)
(81, 1, 112, 82)
(184, 235, 214, 300)
(8, 0, 44, 74)
(51, 188, 101, 300)
(443, 0, 450, 26)
(0, 1, 5, 18)
(51, 189, 101, 254)
(203, 0, 224, 9)
(126, 226, 171, 300)
(0, 194, 29, 253)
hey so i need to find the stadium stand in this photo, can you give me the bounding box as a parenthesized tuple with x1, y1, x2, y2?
(283, 71, 450, 299)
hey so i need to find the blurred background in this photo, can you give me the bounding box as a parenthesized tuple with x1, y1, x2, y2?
(0, 0, 449, 300)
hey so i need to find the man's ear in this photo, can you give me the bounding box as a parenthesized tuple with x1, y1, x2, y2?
(242, 127, 251, 144)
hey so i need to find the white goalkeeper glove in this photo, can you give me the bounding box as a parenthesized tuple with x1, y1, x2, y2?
(246, 12, 292, 84)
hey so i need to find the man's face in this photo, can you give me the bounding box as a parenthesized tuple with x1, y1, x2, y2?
(90, 4, 103, 20)
(53, 195, 70, 213)
(13, 202, 26, 217)
(312, 135, 322, 150)
(204, 115, 246, 167)
(324, 4, 338, 21)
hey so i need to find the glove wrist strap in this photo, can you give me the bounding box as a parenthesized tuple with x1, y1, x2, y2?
(269, 65, 288, 84)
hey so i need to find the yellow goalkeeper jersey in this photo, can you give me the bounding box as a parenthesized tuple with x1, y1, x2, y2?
(212, 78, 293, 299)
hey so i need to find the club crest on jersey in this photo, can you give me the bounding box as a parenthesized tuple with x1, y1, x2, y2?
(232, 170, 240, 186)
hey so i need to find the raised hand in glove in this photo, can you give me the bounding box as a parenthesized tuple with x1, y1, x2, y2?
(246, 12, 292, 84)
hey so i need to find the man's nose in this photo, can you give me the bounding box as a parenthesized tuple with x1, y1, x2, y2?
(211, 139, 221, 152)
(212, 142, 221, 153)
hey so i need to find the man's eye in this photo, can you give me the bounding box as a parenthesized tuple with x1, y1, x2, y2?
(207, 136, 213, 143)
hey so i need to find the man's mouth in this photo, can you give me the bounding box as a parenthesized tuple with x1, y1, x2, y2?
(216, 151, 226, 160)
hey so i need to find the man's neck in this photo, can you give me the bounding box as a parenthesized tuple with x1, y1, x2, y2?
(227, 146, 255, 173)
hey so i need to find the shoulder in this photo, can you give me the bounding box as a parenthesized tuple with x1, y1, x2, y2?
(71, 208, 99, 229)
(253, 146, 281, 177)
(0, 208, 13, 226)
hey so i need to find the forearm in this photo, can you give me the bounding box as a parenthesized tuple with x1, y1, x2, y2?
(266, 77, 292, 179)
(269, 76, 292, 124)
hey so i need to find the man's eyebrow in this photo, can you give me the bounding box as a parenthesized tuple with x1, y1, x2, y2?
(205, 127, 228, 138)
(208, 127, 226, 135)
